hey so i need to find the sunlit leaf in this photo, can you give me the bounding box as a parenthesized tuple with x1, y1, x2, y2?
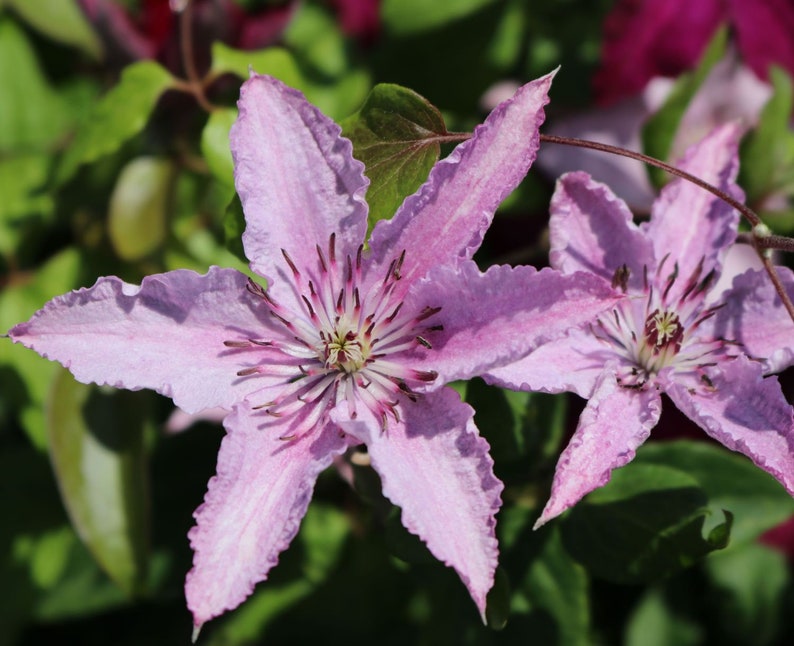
(56, 60, 174, 185)
(200, 108, 237, 188)
(341, 83, 449, 224)
(740, 66, 794, 204)
(4, 0, 102, 58)
(561, 463, 731, 584)
(0, 249, 83, 450)
(500, 519, 590, 644)
(47, 373, 150, 596)
(207, 504, 349, 645)
(108, 156, 172, 260)
(625, 586, 703, 646)
(635, 440, 794, 544)
(210, 43, 303, 88)
(382, 0, 499, 35)
(0, 17, 72, 152)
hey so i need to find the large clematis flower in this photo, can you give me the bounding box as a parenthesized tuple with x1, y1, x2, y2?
(487, 123, 794, 527)
(8, 73, 620, 629)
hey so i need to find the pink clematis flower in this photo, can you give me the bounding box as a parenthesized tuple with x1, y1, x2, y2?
(8, 73, 621, 628)
(487, 123, 794, 528)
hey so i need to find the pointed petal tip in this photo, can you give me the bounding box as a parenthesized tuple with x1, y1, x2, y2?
(191, 623, 202, 643)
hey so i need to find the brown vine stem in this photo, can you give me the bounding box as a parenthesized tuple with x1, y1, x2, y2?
(538, 133, 794, 325)
(176, 0, 215, 113)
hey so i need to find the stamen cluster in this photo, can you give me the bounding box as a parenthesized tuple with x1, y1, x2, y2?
(594, 256, 737, 390)
(224, 234, 441, 438)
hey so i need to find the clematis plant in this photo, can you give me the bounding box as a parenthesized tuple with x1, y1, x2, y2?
(8, 72, 620, 630)
(487, 123, 794, 527)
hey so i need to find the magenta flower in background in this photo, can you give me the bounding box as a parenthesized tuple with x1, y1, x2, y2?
(487, 123, 794, 527)
(9, 72, 621, 628)
(594, 0, 794, 106)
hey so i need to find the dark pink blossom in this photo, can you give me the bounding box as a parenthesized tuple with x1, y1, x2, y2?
(594, 0, 794, 105)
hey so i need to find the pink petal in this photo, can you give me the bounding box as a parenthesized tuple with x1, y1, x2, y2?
(406, 261, 622, 384)
(593, 0, 724, 105)
(8, 267, 279, 414)
(730, 0, 794, 82)
(484, 327, 607, 398)
(664, 357, 794, 496)
(644, 123, 743, 303)
(332, 388, 502, 618)
(708, 266, 794, 374)
(549, 172, 655, 290)
(535, 369, 662, 528)
(186, 402, 349, 628)
(367, 72, 554, 297)
(233, 75, 369, 289)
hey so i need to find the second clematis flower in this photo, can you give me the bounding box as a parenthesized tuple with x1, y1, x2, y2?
(8, 73, 621, 629)
(487, 123, 794, 528)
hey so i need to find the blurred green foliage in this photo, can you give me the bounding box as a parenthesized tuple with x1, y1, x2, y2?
(2, 1, 794, 645)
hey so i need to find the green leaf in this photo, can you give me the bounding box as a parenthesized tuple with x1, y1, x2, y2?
(341, 83, 449, 225)
(740, 67, 794, 203)
(56, 60, 175, 185)
(625, 586, 703, 646)
(635, 440, 794, 545)
(382, 0, 499, 35)
(0, 154, 54, 255)
(467, 379, 567, 479)
(4, 0, 102, 58)
(501, 521, 590, 645)
(484, 566, 511, 630)
(705, 543, 788, 645)
(283, 2, 347, 77)
(642, 26, 727, 186)
(200, 108, 237, 188)
(207, 504, 349, 645)
(210, 41, 370, 120)
(560, 463, 731, 584)
(47, 374, 150, 596)
(0, 249, 83, 450)
(211, 43, 303, 88)
(108, 156, 173, 261)
(0, 17, 72, 153)
(223, 193, 248, 264)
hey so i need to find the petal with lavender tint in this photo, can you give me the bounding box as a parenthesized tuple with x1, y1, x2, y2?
(232, 75, 369, 288)
(707, 266, 794, 374)
(485, 327, 608, 398)
(367, 72, 554, 296)
(406, 261, 621, 384)
(8, 267, 283, 413)
(644, 123, 742, 302)
(332, 387, 502, 617)
(549, 171, 654, 289)
(535, 368, 662, 528)
(664, 356, 794, 496)
(186, 401, 349, 628)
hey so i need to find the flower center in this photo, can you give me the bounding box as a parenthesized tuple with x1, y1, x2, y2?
(323, 327, 369, 373)
(223, 233, 441, 439)
(594, 260, 734, 391)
